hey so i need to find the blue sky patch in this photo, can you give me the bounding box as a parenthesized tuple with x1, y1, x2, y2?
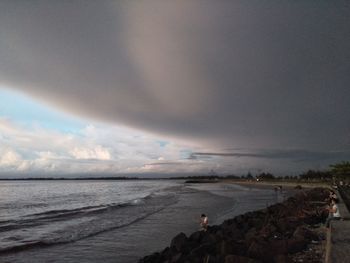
(0, 88, 85, 133)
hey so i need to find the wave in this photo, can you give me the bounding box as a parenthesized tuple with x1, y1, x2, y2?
(0, 205, 167, 254)
(0, 190, 180, 254)
(0, 197, 149, 233)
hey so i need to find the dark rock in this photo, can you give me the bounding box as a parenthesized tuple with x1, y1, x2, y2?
(217, 240, 229, 256)
(248, 218, 265, 231)
(245, 228, 257, 246)
(274, 217, 303, 235)
(139, 252, 161, 263)
(208, 225, 221, 234)
(169, 252, 182, 262)
(217, 240, 246, 256)
(247, 239, 268, 261)
(222, 218, 235, 226)
(202, 233, 218, 245)
(160, 247, 172, 259)
(307, 188, 329, 201)
(248, 239, 289, 262)
(171, 232, 188, 252)
(258, 223, 278, 239)
(226, 240, 248, 256)
(269, 239, 289, 254)
(293, 226, 319, 241)
(273, 254, 293, 263)
(203, 254, 221, 263)
(303, 212, 324, 225)
(221, 224, 244, 240)
(214, 229, 224, 239)
(189, 231, 205, 243)
(225, 254, 261, 263)
(286, 237, 307, 253)
(190, 243, 215, 257)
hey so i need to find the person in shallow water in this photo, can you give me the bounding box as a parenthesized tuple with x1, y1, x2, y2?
(200, 214, 208, 231)
(325, 198, 341, 228)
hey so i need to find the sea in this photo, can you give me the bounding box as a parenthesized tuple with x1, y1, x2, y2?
(0, 180, 288, 263)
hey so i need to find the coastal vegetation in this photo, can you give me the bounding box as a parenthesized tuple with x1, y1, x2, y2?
(330, 161, 350, 179)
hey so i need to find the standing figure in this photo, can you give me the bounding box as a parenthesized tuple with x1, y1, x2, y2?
(325, 198, 341, 228)
(200, 214, 208, 231)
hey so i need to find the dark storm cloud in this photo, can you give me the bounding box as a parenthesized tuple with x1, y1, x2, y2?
(190, 149, 350, 163)
(1, 0, 350, 152)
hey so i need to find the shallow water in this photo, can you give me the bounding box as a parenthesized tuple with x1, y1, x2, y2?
(0, 180, 287, 263)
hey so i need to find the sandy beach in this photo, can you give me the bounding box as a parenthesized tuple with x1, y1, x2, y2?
(227, 180, 330, 190)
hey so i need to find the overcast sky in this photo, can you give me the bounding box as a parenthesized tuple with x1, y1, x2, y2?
(0, 1, 350, 176)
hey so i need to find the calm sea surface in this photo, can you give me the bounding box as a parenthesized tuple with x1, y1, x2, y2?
(0, 180, 287, 263)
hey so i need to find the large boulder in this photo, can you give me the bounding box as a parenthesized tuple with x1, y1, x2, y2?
(286, 237, 308, 253)
(293, 226, 319, 241)
(171, 232, 188, 252)
(189, 243, 215, 258)
(247, 239, 270, 261)
(248, 238, 304, 262)
(217, 239, 247, 257)
(189, 231, 205, 244)
(273, 217, 302, 235)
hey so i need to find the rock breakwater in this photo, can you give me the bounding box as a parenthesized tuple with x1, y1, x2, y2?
(139, 188, 328, 263)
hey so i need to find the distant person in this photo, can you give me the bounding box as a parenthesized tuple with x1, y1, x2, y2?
(327, 190, 338, 202)
(325, 198, 341, 228)
(330, 190, 338, 200)
(200, 214, 208, 231)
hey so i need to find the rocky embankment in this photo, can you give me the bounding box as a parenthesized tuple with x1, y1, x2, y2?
(139, 188, 328, 263)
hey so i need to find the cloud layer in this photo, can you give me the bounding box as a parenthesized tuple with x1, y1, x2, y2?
(0, 118, 210, 176)
(1, 1, 350, 174)
(0, 115, 347, 176)
(190, 149, 350, 163)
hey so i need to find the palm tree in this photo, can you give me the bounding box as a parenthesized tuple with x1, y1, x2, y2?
(330, 161, 350, 182)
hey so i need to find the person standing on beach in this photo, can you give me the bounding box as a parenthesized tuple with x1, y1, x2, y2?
(200, 214, 208, 231)
(325, 198, 341, 228)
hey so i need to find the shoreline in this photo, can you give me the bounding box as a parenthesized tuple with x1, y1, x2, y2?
(224, 180, 331, 191)
(139, 187, 329, 263)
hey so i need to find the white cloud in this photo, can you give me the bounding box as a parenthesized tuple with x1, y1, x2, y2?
(0, 118, 209, 176)
(0, 150, 22, 167)
(70, 146, 111, 160)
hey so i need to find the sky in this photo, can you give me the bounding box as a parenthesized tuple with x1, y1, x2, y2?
(0, 1, 350, 177)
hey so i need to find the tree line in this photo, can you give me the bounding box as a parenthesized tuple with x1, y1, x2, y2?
(238, 161, 350, 182)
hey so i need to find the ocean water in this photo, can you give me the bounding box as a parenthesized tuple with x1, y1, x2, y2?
(0, 180, 288, 263)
